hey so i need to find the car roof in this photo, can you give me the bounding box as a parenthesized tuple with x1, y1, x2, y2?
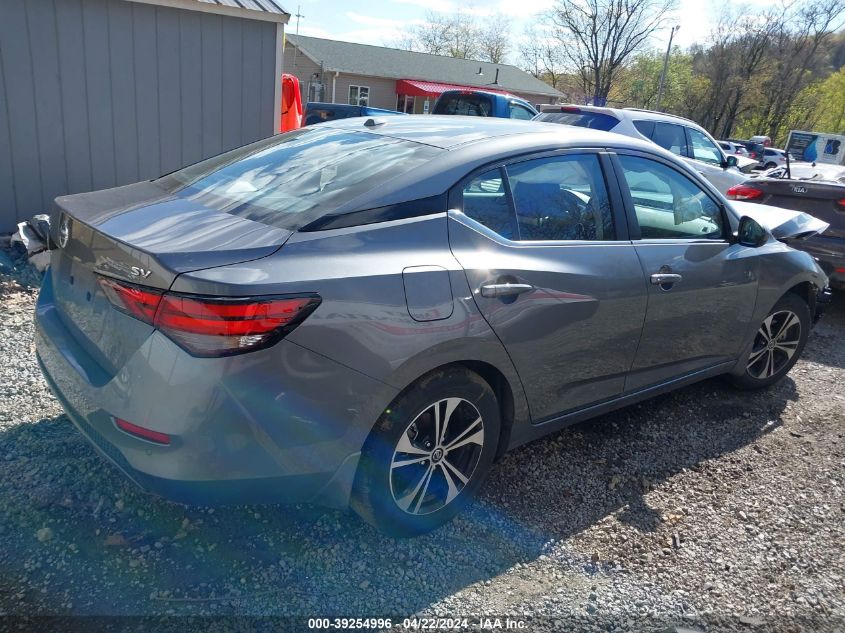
(539, 104, 707, 129)
(320, 114, 657, 152)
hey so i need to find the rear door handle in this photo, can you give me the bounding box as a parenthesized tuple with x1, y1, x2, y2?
(480, 283, 534, 298)
(650, 273, 683, 286)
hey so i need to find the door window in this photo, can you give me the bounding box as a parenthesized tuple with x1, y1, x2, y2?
(507, 154, 615, 241)
(617, 155, 724, 240)
(687, 128, 723, 166)
(461, 169, 515, 239)
(509, 103, 535, 120)
(651, 123, 687, 157)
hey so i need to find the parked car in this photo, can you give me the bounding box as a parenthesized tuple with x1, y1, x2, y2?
(303, 102, 405, 126)
(718, 140, 749, 157)
(760, 148, 796, 170)
(750, 135, 773, 147)
(730, 139, 767, 162)
(432, 89, 538, 119)
(727, 166, 845, 288)
(37, 117, 829, 537)
(534, 105, 746, 194)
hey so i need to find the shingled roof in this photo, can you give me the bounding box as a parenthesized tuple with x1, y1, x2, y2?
(287, 35, 562, 98)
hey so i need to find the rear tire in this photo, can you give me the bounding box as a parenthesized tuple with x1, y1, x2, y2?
(730, 293, 810, 390)
(350, 367, 500, 537)
(763, 161, 777, 169)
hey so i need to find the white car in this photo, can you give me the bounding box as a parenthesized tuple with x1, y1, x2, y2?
(718, 140, 750, 157)
(535, 105, 747, 194)
(760, 148, 796, 170)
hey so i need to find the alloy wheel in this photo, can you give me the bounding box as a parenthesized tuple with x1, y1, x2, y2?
(389, 398, 485, 516)
(746, 310, 801, 379)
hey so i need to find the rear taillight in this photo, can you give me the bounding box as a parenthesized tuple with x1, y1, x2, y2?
(837, 198, 845, 210)
(99, 277, 162, 324)
(726, 184, 764, 201)
(560, 106, 581, 112)
(98, 277, 320, 357)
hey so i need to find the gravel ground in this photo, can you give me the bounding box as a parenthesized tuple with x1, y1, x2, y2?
(0, 242, 843, 632)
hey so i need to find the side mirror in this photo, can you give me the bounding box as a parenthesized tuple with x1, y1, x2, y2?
(723, 155, 738, 169)
(736, 215, 768, 247)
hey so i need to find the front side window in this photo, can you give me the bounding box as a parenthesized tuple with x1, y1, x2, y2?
(349, 85, 370, 106)
(617, 155, 724, 240)
(507, 154, 615, 241)
(157, 127, 443, 230)
(651, 122, 687, 157)
(509, 103, 535, 120)
(687, 127, 723, 166)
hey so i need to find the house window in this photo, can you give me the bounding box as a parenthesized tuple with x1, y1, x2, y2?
(349, 85, 370, 106)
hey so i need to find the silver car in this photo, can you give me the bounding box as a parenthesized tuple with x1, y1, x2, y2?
(36, 117, 829, 536)
(534, 105, 748, 194)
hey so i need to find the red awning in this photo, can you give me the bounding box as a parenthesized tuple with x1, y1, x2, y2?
(396, 79, 510, 97)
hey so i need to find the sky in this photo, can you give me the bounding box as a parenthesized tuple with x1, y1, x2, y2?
(286, 0, 769, 63)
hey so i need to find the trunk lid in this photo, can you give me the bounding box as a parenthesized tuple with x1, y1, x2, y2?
(748, 179, 845, 238)
(48, 181, 292, 373)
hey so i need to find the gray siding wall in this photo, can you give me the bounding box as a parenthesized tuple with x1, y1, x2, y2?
(334, 73, 397, 110)
(0, 0, 278, 231)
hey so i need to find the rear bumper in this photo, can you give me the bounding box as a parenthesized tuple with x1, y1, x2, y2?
(35, 274, 396, 508)
(794, 236, 845, 289)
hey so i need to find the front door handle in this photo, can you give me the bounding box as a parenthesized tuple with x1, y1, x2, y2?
(650, 273, 683, 286)
(480, 283, 534, 298)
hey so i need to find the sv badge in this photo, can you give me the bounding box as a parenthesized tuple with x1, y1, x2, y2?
(130, 266, 153, 279)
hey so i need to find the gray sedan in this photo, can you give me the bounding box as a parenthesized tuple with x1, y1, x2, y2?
(36, 117, 829, 536)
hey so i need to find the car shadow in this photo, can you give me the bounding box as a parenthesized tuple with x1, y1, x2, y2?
(800, 294, 845, 369)
(0, 372, 796, 618)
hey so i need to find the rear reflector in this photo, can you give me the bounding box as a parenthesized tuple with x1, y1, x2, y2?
(726, 184, 764, 201)
(98, 276, 320, 357)
(114, 418, 171, 445)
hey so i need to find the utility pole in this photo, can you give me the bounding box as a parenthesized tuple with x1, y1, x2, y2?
(295, 5, 304, 35)
(656, 25, 680, 112)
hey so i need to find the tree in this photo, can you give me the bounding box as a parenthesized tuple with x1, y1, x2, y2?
(517, 21, 567, 91)
(395, 11, 512, 63)
(478, 14, 511, 64)
(546, 0, 676, 105)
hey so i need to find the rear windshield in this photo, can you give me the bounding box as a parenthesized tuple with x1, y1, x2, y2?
(433, 93, 494, 116)
(535, 111, 620, 132)
(156, 127, 443, 230)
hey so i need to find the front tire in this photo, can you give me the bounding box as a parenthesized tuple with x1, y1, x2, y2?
(731, 294, 810, 389)
(351, 367, 500, 537)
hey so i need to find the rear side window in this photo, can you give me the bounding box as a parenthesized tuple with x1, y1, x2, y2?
(434, 93, 493, 116)
(633, 120, 655, 138)
(652, 123, 687, 156)
(461, 169, 515, 239)
(460, 154, 616, 242)
(535, 111, 620, 131)
(157, 127, 443, 230)
(508, 155, 615, 241)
